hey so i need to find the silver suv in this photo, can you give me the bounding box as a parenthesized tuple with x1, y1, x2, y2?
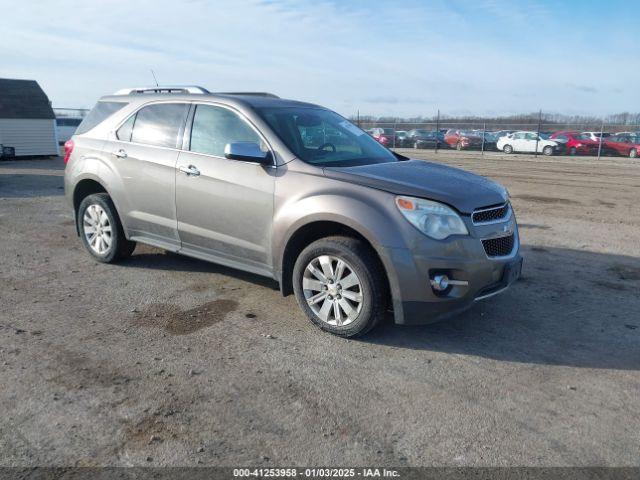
(64, 86, 522, 337)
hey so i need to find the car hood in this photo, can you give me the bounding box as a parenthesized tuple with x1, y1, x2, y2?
(323, 160, 508, 214)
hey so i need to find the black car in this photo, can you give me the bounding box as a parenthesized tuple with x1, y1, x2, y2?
(407, 129, 444, 149)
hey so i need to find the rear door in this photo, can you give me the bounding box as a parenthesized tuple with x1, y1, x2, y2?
(511, 132, 526, 151)
(175, 103, 275, 275)
(109, 102, 189, 249)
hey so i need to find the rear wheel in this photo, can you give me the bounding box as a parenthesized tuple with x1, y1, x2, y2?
(503, 144, 513, 154)
(292, 236, 387, 337)
(542, 145, 554, 156)
(630, 148, 638, 159)
(77, 193, 136, 263)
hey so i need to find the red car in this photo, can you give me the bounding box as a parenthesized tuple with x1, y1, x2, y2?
(443, 129, 484, 150)
(369, 127, 396, 147)
(603, 134, 640, 158)
(549, 131, 600, 156)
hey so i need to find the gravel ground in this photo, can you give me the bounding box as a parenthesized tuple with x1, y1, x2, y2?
(0, 151, 639, 467)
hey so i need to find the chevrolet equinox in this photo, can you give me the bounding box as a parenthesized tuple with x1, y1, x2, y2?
(64, 86, 522, 337)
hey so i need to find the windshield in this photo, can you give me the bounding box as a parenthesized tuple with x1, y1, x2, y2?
(257, 107, 398, 167)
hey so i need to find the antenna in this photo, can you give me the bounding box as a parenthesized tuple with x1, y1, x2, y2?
(150, 69, 159, 87)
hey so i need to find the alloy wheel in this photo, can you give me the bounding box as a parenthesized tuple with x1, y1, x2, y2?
(302, 255, 363, 326)
(83, 204, 112, 255)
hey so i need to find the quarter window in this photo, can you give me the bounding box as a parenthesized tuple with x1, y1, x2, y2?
(130, 103, 189, 148)
(116, 115, 135, 142)
(189, 104, 263, 157)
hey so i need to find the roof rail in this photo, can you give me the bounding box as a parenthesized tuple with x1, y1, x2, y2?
(216, 92, 279, 98)
(113, 85, 210, 95)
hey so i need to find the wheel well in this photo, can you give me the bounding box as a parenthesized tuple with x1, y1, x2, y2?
(73, 179, 107, 213)
(280, 221, 390, 298)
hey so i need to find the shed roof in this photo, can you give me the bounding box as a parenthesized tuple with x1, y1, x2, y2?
(0, 78, 55, 119)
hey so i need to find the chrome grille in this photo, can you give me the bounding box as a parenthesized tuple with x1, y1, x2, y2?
(472, 203, 510, 225)
(482, 234, 515, 257)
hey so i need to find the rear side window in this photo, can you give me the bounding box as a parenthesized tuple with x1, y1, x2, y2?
(130, 103, 189, 148)
(76, 101, 128, 135)
(189, 104, 263, 157)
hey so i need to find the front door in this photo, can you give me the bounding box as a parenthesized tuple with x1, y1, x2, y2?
(175, 103, 275, 276)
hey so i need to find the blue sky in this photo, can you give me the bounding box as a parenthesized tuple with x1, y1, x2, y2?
(2, 0, 638, 117)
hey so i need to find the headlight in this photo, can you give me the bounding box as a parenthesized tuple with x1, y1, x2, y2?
(395, 196, 468, 240)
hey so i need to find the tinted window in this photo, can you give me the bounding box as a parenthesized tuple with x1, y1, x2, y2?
(116, 115, 136, 142)
(131, 103, 188, 148)
(190, 105, 263, 157)
(76, 101, 128, 135)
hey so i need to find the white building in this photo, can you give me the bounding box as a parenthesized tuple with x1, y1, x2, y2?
(0, 78, 59, 157)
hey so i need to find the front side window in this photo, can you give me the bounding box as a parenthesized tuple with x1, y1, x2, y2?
(257, 107, 398, 167)
(130, 103, 188, 148)
(190, 104, 263, 157)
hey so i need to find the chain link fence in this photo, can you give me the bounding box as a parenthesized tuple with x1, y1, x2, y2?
(353, 113, 640, 160)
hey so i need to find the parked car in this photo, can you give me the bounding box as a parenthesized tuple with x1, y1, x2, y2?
(581, 131, 612, 142)
(56, 117, 84, 145)
(603, 134, 640, 158)
(395, 130, 409, 147)
(444, 129, 484, 150)
(406, 129, 444, 149)
(64, 86, 521, 337)
(493, 130, 514, 139)
(497, 131, 563, 155)
(369, 127, 396, 147)
(549, 131, 600, 156)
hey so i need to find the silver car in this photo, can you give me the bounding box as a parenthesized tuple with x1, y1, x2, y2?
(64, 86, 522, 337)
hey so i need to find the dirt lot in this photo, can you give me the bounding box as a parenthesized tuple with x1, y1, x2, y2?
(1, 151, 639, 467)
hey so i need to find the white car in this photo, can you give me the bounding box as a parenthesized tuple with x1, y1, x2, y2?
(497, 131, 563, 156)
(581, 131, 612, 142)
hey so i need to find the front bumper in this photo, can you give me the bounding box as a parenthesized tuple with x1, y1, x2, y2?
(380, 217, 522, 325)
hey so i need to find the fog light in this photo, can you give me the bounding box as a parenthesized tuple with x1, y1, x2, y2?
(431, 274, 449, 291)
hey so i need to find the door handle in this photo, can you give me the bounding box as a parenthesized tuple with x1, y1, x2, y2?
(114, 148, 127, 158)
(179, 165, 201, 176)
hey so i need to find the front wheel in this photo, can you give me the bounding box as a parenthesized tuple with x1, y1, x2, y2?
(292, 236, 388, 337)
(542, 145, 554, 156)
(503, 144, 513, 154)
(77, 193, 136, 263)
(630, 148, 638, 159)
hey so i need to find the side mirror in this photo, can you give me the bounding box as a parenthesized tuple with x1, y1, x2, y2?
(224, 142, 271, 165)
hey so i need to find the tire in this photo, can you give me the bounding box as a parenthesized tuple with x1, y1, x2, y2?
(542, 145, 554, 156)
(569, 147, 577, 156)
(77, 193, 136, 263)
(503, 144, 513, 154)
(292, 236, 388, 338)
(630, 148, 638, 159)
